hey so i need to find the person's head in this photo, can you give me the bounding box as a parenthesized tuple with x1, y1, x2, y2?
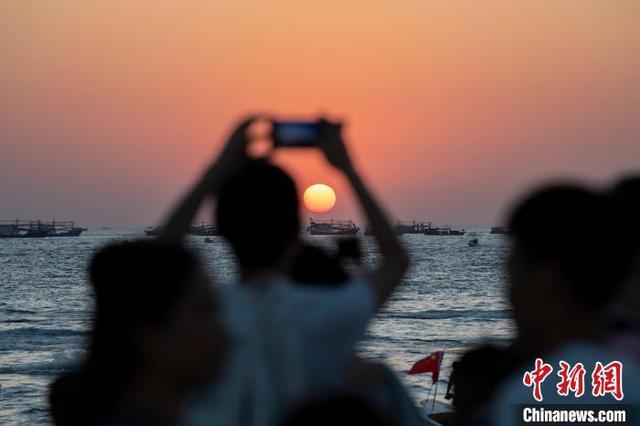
(216, 159, 300, 274)
(291, 243, 349, 286)
(453, 345, 518, 423)
(607, 177, 640, 314)
(50, 240, 226, 425)
(506, 184, 626, 351)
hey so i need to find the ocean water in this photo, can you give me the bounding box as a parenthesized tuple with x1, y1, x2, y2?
(0, 229, 514, 425)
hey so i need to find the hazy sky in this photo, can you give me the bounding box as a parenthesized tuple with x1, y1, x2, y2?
(1, 1, 639, 227)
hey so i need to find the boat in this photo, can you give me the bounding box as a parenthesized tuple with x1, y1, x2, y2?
(144, 226, 162, 236)
(145, 222, 220, 237)
(395, 220, 432, 234)
(204, 237, 214, 243)
(0, 220, 86, 238)
(307, 218, 359, 236)
(422, 399, 455, 426)
(188, 222, 221, 236)
(468, 238, 479, 247)
(423, 224, 465, 236)
(490, 226, 511, 235)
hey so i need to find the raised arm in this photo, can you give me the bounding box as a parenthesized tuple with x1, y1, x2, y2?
(157, 118, 254, 243)
(319, 121, 409, 309)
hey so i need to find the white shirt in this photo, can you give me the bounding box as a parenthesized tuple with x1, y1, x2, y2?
(186, 278, 376, 426)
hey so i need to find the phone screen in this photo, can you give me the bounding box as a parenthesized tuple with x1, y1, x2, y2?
(272, 122, 320, 147)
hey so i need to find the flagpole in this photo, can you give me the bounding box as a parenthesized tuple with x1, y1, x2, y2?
(431, 351, 444, 412)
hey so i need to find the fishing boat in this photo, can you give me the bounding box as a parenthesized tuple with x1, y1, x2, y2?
(307, 218, 359, 236)
(423, 224, 465, 236)
(189, 222, 221, 236)
(0, 220, 86, 238)
(144, 226, 162, 236)
(490, 226, 511, 235)
(395, 220, 431, 234)
(468, 238, 479, 247)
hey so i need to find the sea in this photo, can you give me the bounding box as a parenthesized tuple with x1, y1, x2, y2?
(0, 229, 514, 425)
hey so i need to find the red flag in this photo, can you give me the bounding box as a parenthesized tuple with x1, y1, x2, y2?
(408, 351, 444, 383)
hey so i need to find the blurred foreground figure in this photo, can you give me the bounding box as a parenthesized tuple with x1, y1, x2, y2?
(291, 242, 424, 426)
(606, 177, 640, 361)
(49, 241, 227, 426)
(158, 117, 409, 426)
(484, 185, 640, 425)
(450, 345, 518, 425)
(280, 394, 393, 426)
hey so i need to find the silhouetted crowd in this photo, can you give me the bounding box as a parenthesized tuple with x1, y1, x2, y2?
(49, 118, 640, 425)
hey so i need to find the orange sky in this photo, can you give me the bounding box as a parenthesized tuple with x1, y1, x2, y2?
(1, 1, 639, 227)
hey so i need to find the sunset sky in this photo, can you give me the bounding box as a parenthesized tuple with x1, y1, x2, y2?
(1, 1, 639, 227)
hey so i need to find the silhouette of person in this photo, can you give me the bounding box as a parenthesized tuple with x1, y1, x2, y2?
(280, 394, 393, 426)
(605, 177, 640, 361)
(156, 117, 409, 426)
(444, 361, 459, 400)
(49, 241, 227, 426)
(485, 184, 640, 425)
(289, 242, 424, 426)
(290, 242, 349, 286)
(450, 346, 517, 425)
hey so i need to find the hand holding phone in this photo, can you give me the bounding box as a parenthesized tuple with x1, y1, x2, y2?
(272, 121, 321, 148)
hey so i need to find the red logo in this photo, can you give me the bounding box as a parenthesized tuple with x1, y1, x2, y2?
(523, 358, 554, 402)
(556, 361, 586, 397)
(592, 361, 624, 401)
(523, 359, 624, 402)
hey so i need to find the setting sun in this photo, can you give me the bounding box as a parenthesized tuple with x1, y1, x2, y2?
(303, 184, 336, 213)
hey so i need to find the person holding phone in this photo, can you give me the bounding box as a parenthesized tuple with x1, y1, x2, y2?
(158, 117, 409, 426)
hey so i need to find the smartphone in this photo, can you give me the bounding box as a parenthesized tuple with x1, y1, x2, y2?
(272, 121, 321, 147)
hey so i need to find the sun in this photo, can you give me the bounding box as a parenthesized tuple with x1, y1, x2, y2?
(303, 184, 336, 213)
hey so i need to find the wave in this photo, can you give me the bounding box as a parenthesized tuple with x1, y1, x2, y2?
(0, 327, 87, 339)
(0, 350, 84, 375)
(1, 307, 38, 315)
(381, 308, 511, 320)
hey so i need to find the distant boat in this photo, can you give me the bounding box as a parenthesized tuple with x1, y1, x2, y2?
(0, 220, 86, 238)
(144, 226, 162, 236)
(395, 220, 431, 234)
(307, 218, 359, 236)
(490, 227, 511, 235)
(204, 237, 214, 243)
(48, 227, 87, 237)
(423, 224, 465, 236)
(189, 222, 221, 236)
(468, 238, 479, 247)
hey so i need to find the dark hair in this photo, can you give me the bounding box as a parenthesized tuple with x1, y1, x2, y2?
(49, 240, 200, 426)
(291, 244, 349, 285)
(453, 345, 519, 421)
(216, 160, 300, 270)
(456, 345, 518, 381)
(507, 184, 625, 306)
(608, 177, 640, 268)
